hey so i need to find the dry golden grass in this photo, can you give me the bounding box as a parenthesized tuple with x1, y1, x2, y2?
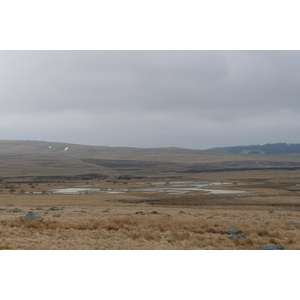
(1, 204, 300, 250)
(1, 169, 300, 249)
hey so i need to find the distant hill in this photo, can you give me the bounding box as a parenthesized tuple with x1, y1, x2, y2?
(2, 140, 300, 178)
(208, 143, 300, 154)
(0, 140, 236, 177)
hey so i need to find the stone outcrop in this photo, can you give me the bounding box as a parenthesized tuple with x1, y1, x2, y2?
(17, 212, 43, 222)
(259, 243, 287, 250)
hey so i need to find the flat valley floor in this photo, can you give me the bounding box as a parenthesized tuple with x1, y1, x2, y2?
(1, 170, 300, 250)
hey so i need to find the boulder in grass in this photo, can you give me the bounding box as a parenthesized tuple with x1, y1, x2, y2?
(285, 222, 300, 227)
(224, 227, 239, 234)
(10, 208, 24, 213)
(135, 211, 146, 215)
(17, 212, 43, 222)
(48, 207, 61, 211)
(228, 233, 246, 240)
(259, 243, 287, 250)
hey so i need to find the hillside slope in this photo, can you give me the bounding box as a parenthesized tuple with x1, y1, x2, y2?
(1, 140, 300, 177)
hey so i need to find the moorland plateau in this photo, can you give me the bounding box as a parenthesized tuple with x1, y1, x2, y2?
(1, 140, 300, 250)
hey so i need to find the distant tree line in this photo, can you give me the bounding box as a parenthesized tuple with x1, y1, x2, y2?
(209, 143, 300, 154)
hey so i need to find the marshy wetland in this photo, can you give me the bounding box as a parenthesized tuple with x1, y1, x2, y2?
(50, 181, 249, 195)
(1, 140, 300, 250)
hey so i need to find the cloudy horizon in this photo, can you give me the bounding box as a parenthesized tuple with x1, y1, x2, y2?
(1, 50, 300, 150)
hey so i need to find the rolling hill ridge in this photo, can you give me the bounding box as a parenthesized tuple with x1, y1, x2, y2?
(1, 140, 300, 178)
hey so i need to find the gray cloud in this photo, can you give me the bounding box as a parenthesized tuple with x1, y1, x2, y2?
(1, 50, 300, 148)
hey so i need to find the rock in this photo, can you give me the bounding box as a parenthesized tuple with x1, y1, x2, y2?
(285, 222, 300, 227)
(224, 227, 240, 234)
(36, 207, 43, 210)
(228, 233, 246, 240)
(163, 214, 172, 218)
(102, 209, 111, 212)
(135, 211, 146, 215)
(10, 208, 24, 213)
(269, 210, 275, 213)
(179, 210, 186, 214)
(59, 237, 68, 240)
(17, 212, 43, 222)
(6, 204, 14, 207)
(53, 214, 61, 218)
(259, 243, 287, 250)
(149, 211, 158, 214)
(207, 216, 214, 219)
(118, 199, 126, 202)
(48, 207, 61, 211)
(265, 222, 272, 225)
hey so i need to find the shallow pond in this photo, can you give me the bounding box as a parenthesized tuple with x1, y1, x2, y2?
(51, 181, 249, 195)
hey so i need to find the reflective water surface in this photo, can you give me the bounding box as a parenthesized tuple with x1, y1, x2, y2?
(51, 181, 249, 195)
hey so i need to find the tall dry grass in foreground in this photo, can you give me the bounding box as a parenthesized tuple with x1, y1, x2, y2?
(1, 214, 299, 250)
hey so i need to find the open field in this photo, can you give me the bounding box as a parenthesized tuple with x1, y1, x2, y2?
(1, 164, 300, 249)
(1, 140, 300, 249)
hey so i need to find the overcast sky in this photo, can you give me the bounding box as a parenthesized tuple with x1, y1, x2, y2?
(1, 50, 300, 149)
